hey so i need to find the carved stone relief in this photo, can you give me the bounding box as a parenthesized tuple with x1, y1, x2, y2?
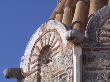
(85, 6, 110, 47)
(96, 17, 110, 46)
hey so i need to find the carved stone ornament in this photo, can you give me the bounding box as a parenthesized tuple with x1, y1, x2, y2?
(83, 5, 110, 82)
(85, 5, 110, 47)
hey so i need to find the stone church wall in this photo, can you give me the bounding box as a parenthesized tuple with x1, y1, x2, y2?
(24, 49, 73, 82)
(83, 50, 110, 82)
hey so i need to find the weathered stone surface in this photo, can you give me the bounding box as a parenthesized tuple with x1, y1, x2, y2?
(66, 29, 84, 43)
(20, 20, 68, 74)
(86, 5, 110, 43)
(20, 20, 75, 82)
(83, 50, 110, 82)
(5, 1, 110, 82)
(3, 68, 24, 79)
(40, 50, 73, 82)
(83, 6, 110, 82)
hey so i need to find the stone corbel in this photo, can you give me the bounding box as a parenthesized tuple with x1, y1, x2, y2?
(65, 0, 89, 44)
(66, 29, 84, 43)
(3, 68, 24, 82)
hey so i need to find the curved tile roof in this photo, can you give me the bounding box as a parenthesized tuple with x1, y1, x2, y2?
(49, 0, 109, 33)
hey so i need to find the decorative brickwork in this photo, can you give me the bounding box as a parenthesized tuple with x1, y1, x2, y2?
(4, 1, 110, 82)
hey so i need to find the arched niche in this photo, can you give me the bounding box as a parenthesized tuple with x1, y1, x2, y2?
(20, 20, 73, 82)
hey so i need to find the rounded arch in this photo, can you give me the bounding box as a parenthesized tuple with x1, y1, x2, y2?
(20, 20, 68, 75)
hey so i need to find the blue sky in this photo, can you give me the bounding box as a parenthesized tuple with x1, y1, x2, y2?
(0, 0, 56, 82)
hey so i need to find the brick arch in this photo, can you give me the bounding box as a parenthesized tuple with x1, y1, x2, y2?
(20, 20, 70, 82)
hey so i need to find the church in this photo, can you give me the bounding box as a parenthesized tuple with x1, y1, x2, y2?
(3, 0, 110, 82)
